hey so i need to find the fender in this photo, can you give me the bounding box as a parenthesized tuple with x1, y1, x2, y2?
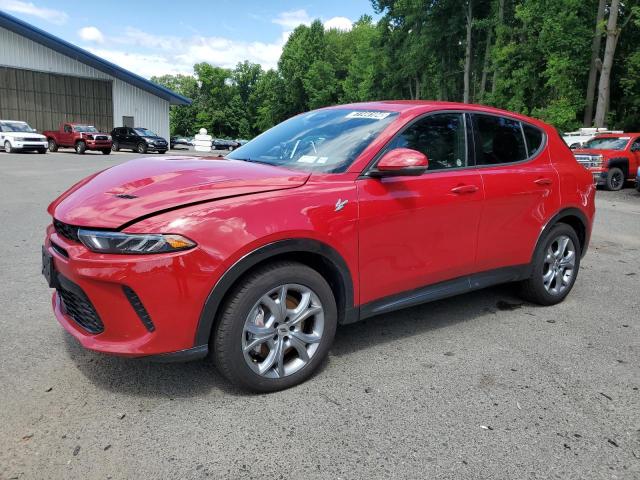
(606, 157, 630, 177)
(193, 238, 357, 347)
(533, 207, 590, 260)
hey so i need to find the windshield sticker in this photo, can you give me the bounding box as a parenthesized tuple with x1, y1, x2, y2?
(297, 155, 318, 163)
(345, 111, 391, 120)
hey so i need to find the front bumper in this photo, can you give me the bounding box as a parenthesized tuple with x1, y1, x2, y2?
(587, 167, 607, 185)
(146, 143, 168, 151)
(11, 140, 48, 150)
(84, 140, 112, 150)
(43, 224, 219, 358)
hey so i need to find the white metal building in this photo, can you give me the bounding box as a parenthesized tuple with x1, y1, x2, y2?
(0, 11, 190, 140)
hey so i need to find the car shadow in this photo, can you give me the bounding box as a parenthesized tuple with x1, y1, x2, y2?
(65, 284, 525, 398)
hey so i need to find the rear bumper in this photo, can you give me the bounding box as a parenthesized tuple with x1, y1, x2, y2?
(43, 224, 221, 359)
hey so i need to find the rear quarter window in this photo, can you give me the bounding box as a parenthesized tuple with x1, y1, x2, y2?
(523, 124, 545, 157)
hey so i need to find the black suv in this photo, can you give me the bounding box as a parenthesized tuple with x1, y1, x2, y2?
(111, 127, 168, 154)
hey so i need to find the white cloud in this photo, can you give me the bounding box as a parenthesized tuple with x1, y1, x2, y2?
(0, 0, 68, 25)
(78, 26, 104, 44)
(272, 9, 312, 29)
(85, 48, 192, 78)
(323, 16, 353, 31)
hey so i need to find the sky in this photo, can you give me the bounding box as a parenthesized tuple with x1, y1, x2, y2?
(0, 0, 378, 78)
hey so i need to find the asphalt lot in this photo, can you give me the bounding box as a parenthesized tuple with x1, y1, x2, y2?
(1, 151, 639, 480)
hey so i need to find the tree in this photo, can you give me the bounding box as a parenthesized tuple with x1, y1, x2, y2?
(584, 0, 607, 126)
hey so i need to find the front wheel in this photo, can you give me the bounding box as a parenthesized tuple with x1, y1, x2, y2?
(37, 148, 47, 154)
(519, 223, 581, 306)
(101, 149, 111, 155)
(4, 141, 14, 153)
(157, 150, 166, 154)
(137, 142, 147, 154)
(212, 262, 337, 392)
(605, 167, 625, 191)
(75, 141, 86, 154)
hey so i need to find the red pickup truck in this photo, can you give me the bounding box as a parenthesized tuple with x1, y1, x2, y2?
(573, 133, 640, 190)
(44, 123, 112, 155)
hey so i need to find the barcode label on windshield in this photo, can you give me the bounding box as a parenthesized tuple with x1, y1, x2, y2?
(345, 111, 391, 120)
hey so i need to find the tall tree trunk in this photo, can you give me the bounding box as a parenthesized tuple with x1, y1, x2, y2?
(491, 0, 505, 95)
(479, 29, 492, 100)
(464, 0, 473, 103)
(584, 0, 606, 126)
(594, 0, 620, 128)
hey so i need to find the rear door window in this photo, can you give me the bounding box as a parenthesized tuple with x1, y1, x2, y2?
(523, 124, 545, 157)
(473, 114, 528, 165)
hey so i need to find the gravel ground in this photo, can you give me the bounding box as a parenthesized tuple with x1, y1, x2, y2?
(0, 151, 639, 480)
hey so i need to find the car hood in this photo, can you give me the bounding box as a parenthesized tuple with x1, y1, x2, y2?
(49, 156, 310, 228)
(572, 148, 623, 157)
(4, 131, 46, 139)
(144, 136, 166, 142)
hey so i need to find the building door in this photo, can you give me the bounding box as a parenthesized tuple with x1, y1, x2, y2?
(0, 66, 112, 133)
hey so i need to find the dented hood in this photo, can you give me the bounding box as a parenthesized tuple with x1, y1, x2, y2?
(49, 156, 310, 228)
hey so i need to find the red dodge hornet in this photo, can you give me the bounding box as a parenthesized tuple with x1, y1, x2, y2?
(43, 101, 595, 392)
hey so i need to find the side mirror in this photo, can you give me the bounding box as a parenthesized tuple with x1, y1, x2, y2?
(370, 148, 429, 177)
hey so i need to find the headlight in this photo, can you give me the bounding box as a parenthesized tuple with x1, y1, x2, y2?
(84, 134, 94, 140)
(106, 135, 112, 141)
(77, 230, 196, 254)
(146, 139, 155, 144)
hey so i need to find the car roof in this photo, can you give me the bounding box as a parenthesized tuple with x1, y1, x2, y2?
(327, 100, 548, 127)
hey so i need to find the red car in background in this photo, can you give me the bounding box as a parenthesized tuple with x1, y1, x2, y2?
(44, 122, 112, 154)
(573, 133, 640, 190)
(42, 101, 595, 392)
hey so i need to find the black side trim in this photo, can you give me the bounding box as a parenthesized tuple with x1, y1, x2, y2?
(122, 286, 155, 332)
(360, 265, 530, 320)
(194, 239, 356, 346)
(143, 345, 209, 363)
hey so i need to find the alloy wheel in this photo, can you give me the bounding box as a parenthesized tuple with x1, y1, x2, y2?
(242, 283, 324, 379)
(611, 171, 623, 190)
(542, 235, 576, 295)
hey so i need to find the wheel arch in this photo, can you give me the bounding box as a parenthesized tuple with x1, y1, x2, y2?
(607, 157, 629, 178)
(194, 238, 357, 347)
(535, 208, 590, 260)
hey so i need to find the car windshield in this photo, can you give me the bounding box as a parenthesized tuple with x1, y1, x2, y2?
(74, 125, 99, 133)
(583, 137, 629, 150)
(134, 128, 158, 137)
(1, 121, 33, 132)
(227, 109, 399, 172)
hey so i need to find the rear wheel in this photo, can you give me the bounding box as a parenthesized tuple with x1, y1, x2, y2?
(48, 139, 58, 152)
(4, 141, 14, 153)
(519, 223, 581, 306)
(213, 262, 337, 392)
(137, 142, 147, 154)
(605, 167, 624, 191)
(111, 141, 120, 152)
(75, 141, 86, 154)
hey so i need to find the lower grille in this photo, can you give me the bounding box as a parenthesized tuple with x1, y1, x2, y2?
(57, 275, 104, 334)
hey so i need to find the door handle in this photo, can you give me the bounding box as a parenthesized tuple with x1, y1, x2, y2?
(450, 184, 479, 194)
(534, 178, 553, 186)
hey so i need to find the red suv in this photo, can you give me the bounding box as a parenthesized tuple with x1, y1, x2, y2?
(42, 101, 595, 392)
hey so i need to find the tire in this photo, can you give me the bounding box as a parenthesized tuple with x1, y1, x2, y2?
(605, 167, 625, 191)
(519, 223, 581, 306)
(213, 261, 337, 392)
(75, 141, 86, 154)
(4, 141, 14, 153)
(157, 150, 166, 154)
(101, 149, 111, 155)
(137, 142, 147, 154)
(37, 148, 47, 154)
(111, 141, 120, 152)
(48, 139, 58, 152)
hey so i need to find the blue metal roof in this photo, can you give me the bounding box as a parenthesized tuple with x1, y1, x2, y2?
(0, 11, 192, 106)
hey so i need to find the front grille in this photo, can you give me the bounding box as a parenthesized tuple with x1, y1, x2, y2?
(24, 137, 43, 142)
(57, 275, 104, 334)
(53, 219, 79, 243)
(95, 135, 108, 141)
(122, 286, 155, 332)
(574, 154, 601, 168)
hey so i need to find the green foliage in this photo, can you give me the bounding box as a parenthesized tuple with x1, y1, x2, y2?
(155, 0, 640, 137)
